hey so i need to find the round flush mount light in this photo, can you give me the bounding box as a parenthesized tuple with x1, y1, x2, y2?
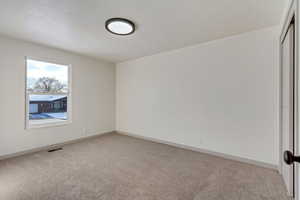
(105, 18, 135, 35)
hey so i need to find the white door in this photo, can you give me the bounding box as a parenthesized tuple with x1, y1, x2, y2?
(281, 22, 295, 197)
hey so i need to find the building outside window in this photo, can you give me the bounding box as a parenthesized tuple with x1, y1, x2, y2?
(25, 58, 71, 129)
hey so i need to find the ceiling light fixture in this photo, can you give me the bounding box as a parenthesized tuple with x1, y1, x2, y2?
(105, 18, 135, 36)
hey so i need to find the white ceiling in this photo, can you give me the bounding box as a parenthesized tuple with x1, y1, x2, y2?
(0, 0, 286, 63)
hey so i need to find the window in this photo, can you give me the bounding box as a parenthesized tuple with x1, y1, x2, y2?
(25, 58, 71, 129)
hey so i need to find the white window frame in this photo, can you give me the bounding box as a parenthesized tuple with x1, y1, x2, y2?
(25, 57, 72, 129)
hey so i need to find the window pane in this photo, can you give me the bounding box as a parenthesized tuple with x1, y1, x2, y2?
(26, 58, 70, 128)
(26, 59, 68, 94)
(28, 94, 68, 122)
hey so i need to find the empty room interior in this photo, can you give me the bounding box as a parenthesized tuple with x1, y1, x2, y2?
(1, 0, 300, 199)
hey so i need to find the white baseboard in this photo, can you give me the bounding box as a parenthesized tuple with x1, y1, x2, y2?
(1, 130, 279, 172)
(117, 131, 279, 171)
(0, 131, 113, 161)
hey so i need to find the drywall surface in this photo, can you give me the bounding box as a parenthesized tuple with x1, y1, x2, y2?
(116, 26, 279, 165)
(0, 36, 115, 157)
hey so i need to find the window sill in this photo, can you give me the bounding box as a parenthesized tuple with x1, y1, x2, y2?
(26, 119, 71, 129)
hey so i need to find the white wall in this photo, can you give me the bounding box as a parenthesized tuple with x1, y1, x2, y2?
(280, 0, 293, 28)
(0, 36, 115, 157)
(116, 26, 280, 165)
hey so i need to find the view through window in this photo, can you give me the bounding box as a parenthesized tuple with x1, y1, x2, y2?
(26, 59, 70, 128)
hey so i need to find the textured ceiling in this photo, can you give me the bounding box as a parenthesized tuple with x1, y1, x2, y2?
(0, 0, 286, 63)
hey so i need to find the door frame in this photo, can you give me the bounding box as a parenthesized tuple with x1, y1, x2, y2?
(279, 0, 299, 199)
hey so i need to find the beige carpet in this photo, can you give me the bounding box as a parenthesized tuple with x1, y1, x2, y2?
(0, 133, 290, 200)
